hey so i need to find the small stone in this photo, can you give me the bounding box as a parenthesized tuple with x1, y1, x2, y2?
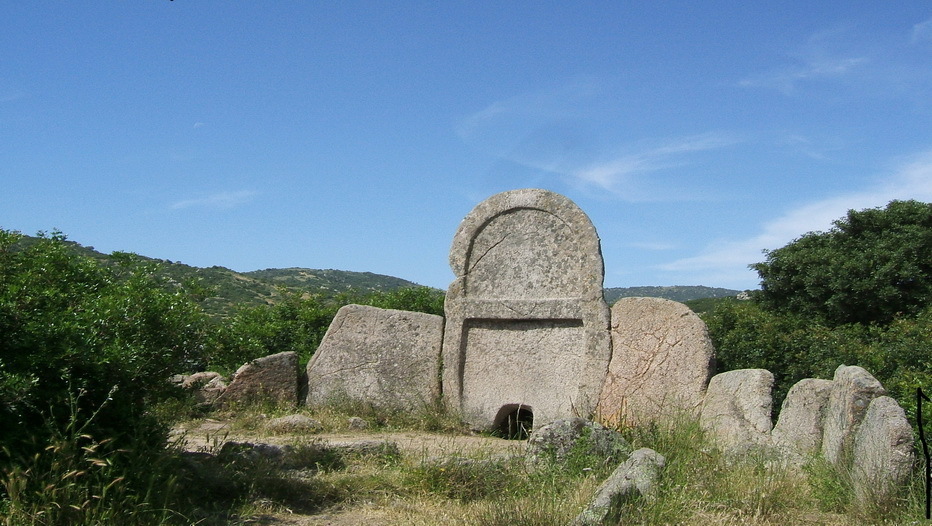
(347, 416, 369, 430)
(525, 418, 630, 469)
(570, 448, 666, 526)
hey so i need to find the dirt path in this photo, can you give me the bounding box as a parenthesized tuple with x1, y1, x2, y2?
(172, 418, 526, 458)
(170, 418, 527, 525)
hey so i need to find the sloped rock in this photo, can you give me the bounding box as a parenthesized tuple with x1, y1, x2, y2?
(216, 351, 299, 407)
(570, 448, 666, 526)
(771, 378, 833, 467)
(699, 369, 774, 454)
(821, 365, 886, 466)
(851, 396, 914, 502)
(598, 297, 715, 427)
(305, 304, 443, 411)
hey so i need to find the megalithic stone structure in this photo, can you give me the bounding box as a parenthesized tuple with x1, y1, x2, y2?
(442, 189, 612, 432)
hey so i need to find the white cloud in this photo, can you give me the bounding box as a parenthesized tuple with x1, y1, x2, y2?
(659, 150, 932, 288)
(170, 190, 257, 210)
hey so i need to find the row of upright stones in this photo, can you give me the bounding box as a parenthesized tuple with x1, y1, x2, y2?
(199, 188, 914, 503)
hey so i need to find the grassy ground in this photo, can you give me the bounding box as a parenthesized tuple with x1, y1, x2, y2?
(4, 400, 926, 525)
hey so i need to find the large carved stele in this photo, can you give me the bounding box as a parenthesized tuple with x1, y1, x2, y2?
(442, 189, 611, 431)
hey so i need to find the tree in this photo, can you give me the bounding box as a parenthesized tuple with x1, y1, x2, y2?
(752, 200, 932, 326)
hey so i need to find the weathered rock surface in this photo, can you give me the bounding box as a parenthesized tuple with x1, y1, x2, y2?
(216, 351, 299, 407)
(597, 297, 715, 427)
(305, 304, 443, 410)
(770, 378, 833, 467)
(570, 448, 666, 526)
(821, 365, 886, 466)
(699, 369, 774, 454)
(525, 418, 631, 469)
(851, 396, 914, 502)
(443, 189, 611, 431)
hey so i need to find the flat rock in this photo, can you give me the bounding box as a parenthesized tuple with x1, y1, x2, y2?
(598, 297, 715, 427)
(525, 418, 630, 469)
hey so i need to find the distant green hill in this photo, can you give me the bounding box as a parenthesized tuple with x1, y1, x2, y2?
(603, 285, 741, 304)
(12, 233, 743, 318)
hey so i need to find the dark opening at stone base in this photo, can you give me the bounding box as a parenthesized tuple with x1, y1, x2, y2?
(494, 404, 533, 440)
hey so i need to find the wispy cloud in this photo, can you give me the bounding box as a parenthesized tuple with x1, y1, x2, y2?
(659, 150, 932, 288)
(170, 190, 257, 210)
(459, 80, 739, 201)
(739, 56, 868, 94)
(912, 17, 932, 44)
(570, 133, 739, 197)
(739, 26, 869, 94)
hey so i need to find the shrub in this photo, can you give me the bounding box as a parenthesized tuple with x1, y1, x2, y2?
(0, 230, 210, 485)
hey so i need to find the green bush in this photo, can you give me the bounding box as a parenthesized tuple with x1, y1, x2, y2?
(0, 229, 210, 484)
(753, 200, 932, 327)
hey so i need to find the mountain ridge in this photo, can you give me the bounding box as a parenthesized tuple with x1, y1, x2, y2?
(12, 233, 742, 317)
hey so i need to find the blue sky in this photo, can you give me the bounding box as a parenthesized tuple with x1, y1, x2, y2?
(2, 3, 932, 291)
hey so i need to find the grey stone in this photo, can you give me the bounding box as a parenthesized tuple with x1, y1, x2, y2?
(851, 396, 914, 503)
(305, 304, 444, 411)
(442, 189, 612, 431)
(699, 369, 774, 454)
(175, 371, 228, 404)
(525, 418, 631, 469)
(570, 448, 666, 526)
(215, 351, 300, 407)
(820, 365, 886, 467)
(597, 297, 715, 427)
(770, 378, 833, 467)
(181, 371, 224, 390)
(266, 414, 323, 433)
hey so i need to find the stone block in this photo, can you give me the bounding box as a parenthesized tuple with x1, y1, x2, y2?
(216, 351, 299, 407)
(597, 297, 715, 427)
